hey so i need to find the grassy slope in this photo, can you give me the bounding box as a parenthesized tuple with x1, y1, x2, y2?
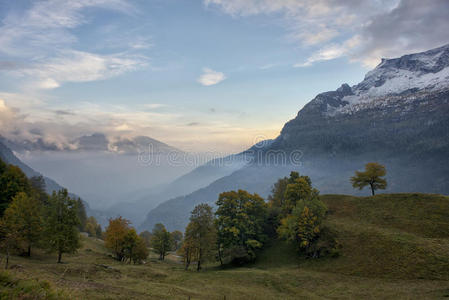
(2, 193, 449, 299)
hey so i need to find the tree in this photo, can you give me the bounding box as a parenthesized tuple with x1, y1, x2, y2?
(0, 217, 19, 269)
(0, 163, 31, 216)
(76, 199, 87, 232)
(151, 223, 172, 260)
(139, 230, 152, 247)
(29, 175, 48, 204)
(122, 228, 139, 264)
(132, 237, 149, 264)
(351, 162, 387, 196)
(170, 230, 183, 251)
(104, 217, 130, 261)
(215, 190, 267, 265)
(276, 173, 328, 257)
(85, 216, 102, 238)
(179, 223, 197, 270)
(1, 192, 42, 256)
(43, 189, 81, 263)
(182, 204, 216, 271)
(268, 171, 300, 210)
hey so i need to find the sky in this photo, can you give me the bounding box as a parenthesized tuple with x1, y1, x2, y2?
(1, 0, 449, 153)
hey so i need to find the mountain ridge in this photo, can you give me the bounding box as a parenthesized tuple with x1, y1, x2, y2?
(141, 44, 449, 231)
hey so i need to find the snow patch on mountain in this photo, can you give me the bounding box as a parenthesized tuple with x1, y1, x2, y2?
(325, 44, 449, 116)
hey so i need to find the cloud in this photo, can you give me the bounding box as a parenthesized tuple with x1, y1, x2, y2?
(205, 0, 449, 68)
(143, 103, 168, 110)
(353, 0, 449, 67)
(0, 0, 147, 89)
(15, 50, 147, 89)
(197, 68, 226, 86)
(54, 110, 76, 116)
(295, 35, 362, 67)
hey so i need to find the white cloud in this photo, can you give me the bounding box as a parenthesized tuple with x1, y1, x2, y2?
(207, 0, 449, 68)
(0, 0, 147, 89)
(15, 50, 147, 90)
(143, 103, 168, 109)
(197, 68, 226, 86)
(295, 35, 362, 67)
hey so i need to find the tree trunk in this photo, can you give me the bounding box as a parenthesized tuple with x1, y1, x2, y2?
(57, 251, 62, 263)
(5, 248, 9, 270)
(197, 249, 202, 271)
(185, 249, 191, 270)
(218, 249, 223, 266)
(27, 245, 31, 257)
(370, 183, 375, 196)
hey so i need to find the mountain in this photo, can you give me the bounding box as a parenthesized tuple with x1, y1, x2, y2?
(0, 140, 64, 194)
(0, 139, 106, 222)
(3, 133, 181, 155)
(141, 44, 449, 231)
(109, 149, 253, 226)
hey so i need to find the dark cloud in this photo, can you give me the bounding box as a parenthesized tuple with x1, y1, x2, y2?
(355, 0, 449, 64)
(186, 122, 200, 126)
(54, 109, 76, 116)
(29, 128, 43, 136)
(0, 61, 22, 70)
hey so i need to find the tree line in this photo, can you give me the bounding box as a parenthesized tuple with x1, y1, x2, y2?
(1, 157, 386, 271)
(161, 163, 386, 270)
(0, 158, 102, 268)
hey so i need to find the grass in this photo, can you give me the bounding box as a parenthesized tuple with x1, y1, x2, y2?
(2, 193, 449, 299)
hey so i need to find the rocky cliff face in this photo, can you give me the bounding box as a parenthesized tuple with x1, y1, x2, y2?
(271, 44, 449, 161)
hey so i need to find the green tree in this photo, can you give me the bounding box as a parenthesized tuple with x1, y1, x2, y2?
(0, 163, 31, 216)
(43, 189, 81, 263)
(183, 204, 216, 271)
(122, 228, 139, 264)
(268, 171, 300, 210)
(132, 237, 149, 264)
(104, 217, 130, 261)
(139, 230, 152, 247)
(76, 199, 87, 232)
(85, 216, 102, 238)
(170, 230, 183, 251)
(29, 175, 48, 204)
(0, 217, 20, 269)
(151, 223, 172, 260)
(351, 162, 387, 195)
(1, 192, 42, 257)
(215, 190, 267, 265)
(276, 174, 328, 257)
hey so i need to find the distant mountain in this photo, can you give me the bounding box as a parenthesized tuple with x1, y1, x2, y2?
(109, 150, 253, 226)
(3, 133, 181, 155)
(0, 139, 106, 223)
(0, 140, 63, 193)
(141, 44, 449, 231)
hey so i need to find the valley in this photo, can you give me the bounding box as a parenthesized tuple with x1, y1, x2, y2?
(2, 193, 449, 299)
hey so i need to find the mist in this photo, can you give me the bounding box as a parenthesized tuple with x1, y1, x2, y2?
(17, 151, 196, 211)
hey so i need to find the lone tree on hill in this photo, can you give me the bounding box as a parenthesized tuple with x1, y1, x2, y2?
(351, 162, 387, 196)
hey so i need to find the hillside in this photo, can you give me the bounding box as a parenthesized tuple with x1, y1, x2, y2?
(0, 140, 105, 222)
(3, 193, 449, 299)
(141, 44, 449, 231)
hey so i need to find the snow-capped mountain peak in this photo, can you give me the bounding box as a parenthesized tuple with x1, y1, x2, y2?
(322, 44, 449, 116)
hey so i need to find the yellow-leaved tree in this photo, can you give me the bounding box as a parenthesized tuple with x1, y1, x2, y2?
(351, 162, 387, 196)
